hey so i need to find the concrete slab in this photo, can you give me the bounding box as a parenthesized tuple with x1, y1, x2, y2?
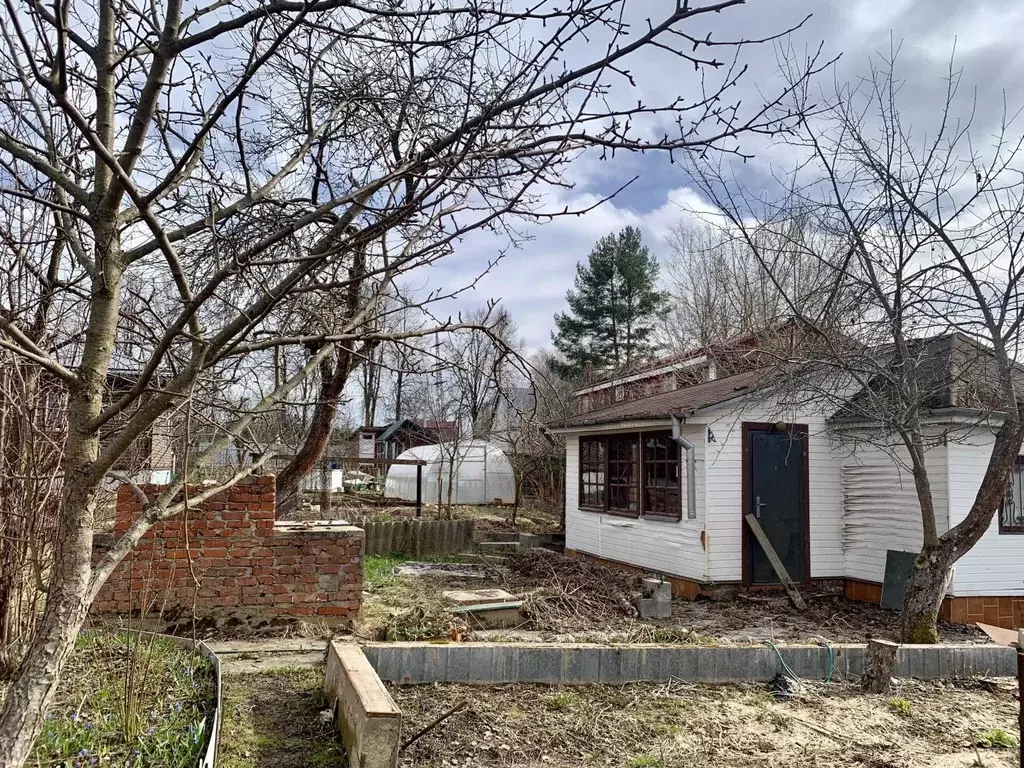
(324, 640, 402, 768)
(443, 589, 518, 606)
(450, 602, 524, 629)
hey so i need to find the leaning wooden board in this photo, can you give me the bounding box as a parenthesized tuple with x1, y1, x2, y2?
(744, 514, 807, 610)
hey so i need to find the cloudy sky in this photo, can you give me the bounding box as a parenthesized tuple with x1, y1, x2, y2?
(425, 0, 1024, 353)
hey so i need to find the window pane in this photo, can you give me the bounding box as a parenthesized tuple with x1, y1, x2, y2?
(580, 438, 606, 509)
(1002, 461, 1024, 533)
(607, 434, 639, 512)
(643, 433, 679, 517)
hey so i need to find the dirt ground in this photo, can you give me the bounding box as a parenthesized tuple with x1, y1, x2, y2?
(392, 679, 1021, 768)
(219, 667, 345, 768)
(359, 550, 985, 645)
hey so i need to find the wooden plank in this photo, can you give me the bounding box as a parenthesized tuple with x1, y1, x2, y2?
(743, 514, 807, 610)
(977, 622, 1019, 647)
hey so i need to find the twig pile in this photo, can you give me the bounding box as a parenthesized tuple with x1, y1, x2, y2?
(504, 551, 641, 632)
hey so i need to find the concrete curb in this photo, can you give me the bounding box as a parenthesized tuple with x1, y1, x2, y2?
(360, 641, 1016, 684)
(325, 640, 402, 768)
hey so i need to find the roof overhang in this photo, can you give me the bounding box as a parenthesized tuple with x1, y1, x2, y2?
(547, 418, 672, 435)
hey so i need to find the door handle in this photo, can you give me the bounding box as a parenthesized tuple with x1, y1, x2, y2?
(755, 496, 766, 518)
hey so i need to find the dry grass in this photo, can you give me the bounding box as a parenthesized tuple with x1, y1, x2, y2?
(504, 550, 641, 632)
(392, 679, 1020, 768)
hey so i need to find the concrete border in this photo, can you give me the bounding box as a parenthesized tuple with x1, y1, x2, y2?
(161, 635, 222, 768)
(325, 639, 403, 768)
(360, 641, 1017, 685)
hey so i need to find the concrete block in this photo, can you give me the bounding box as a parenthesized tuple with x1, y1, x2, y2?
(467, 645, 496, 684)
(517, 533, 541, 550)
(561, 645, 601, 684)
(324, 641, 402, 768)
(664, 647, 699, 681)
(519, 646, 560, 683)
(641, 579, 672, 602)
(443, 646, 472, 684)
(635, 597, 672, 619)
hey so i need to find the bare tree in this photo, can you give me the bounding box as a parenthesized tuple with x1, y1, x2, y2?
(442, 306, 520, 438)
(690, 50, 1024, 642)
(0, 0, 819, 760)
(493, 350, 576, 527)
(662, 220, 844, 350)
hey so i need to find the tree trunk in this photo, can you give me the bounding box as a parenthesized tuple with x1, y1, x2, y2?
(0, 251, 120, 765)
(899, 546, 955, 644)
(276, 348, 354, 518)
(0, 497, 92, 767)
(900, 422, 1021, 644)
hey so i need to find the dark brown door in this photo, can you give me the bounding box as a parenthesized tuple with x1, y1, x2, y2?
(746, 425, 808, 585)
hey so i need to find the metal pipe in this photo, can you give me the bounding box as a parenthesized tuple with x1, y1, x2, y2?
(670, 414, 697, 520)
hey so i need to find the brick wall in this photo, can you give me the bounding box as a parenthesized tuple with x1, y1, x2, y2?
(92, 476, 364, 627)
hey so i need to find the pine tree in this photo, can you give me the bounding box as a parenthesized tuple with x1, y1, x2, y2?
(551, 227, 668, 380)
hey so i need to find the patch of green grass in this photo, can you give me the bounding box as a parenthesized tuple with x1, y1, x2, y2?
(219, 666, 346, 768)
(542, 692, 579, 711)
(648, 627, 692, 644)
(975, 728, 1018, 749)
(364, 553, 408, 588)
(888, 697, 912, 717)
(626, 755, 663, 768)
(363, 553, 464, 589)
(25, 631, 214, 768)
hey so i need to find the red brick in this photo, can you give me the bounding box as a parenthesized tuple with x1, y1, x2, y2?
(316, 606, 351, 616)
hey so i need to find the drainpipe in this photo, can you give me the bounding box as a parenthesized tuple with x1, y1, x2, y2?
(670, 414, 697, 520)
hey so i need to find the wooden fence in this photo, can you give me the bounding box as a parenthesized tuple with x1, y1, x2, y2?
(353, 518, 474, 557)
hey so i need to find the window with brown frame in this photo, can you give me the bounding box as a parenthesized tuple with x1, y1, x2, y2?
(607, 434, 640, 513)
(1001, 457, 1024, 534)
(579, 437, 606, 509)
(643, 433, 680, 518)
(579, 432, 680, 518)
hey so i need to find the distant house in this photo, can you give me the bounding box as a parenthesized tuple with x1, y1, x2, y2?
(549, 331, 1024, 630)
(574, 320, 806, 414)
(348, 418, 459, 461)
(40, 367, 175, 483)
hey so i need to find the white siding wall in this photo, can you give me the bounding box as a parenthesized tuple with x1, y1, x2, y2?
(695, 403, 845, 583)
(563, 424, 709, 582)
(947, 430, 1024, 596)
(840, 435, 948, 585)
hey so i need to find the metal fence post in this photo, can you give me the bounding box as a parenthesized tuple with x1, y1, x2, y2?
(415, 463, 423, 518)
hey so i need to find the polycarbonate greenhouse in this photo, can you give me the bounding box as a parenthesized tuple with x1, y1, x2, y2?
(384, 439, 516, 505)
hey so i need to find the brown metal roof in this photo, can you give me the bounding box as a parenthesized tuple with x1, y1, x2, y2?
(551, 367, 777, 428)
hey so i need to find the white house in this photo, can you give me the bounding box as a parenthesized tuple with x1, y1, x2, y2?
(549, 333, 1024, 629)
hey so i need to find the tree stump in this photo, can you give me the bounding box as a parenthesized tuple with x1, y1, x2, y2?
(862, 639, 900, 693)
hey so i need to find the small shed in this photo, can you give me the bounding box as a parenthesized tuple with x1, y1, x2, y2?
(385, 439, 516, 505)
